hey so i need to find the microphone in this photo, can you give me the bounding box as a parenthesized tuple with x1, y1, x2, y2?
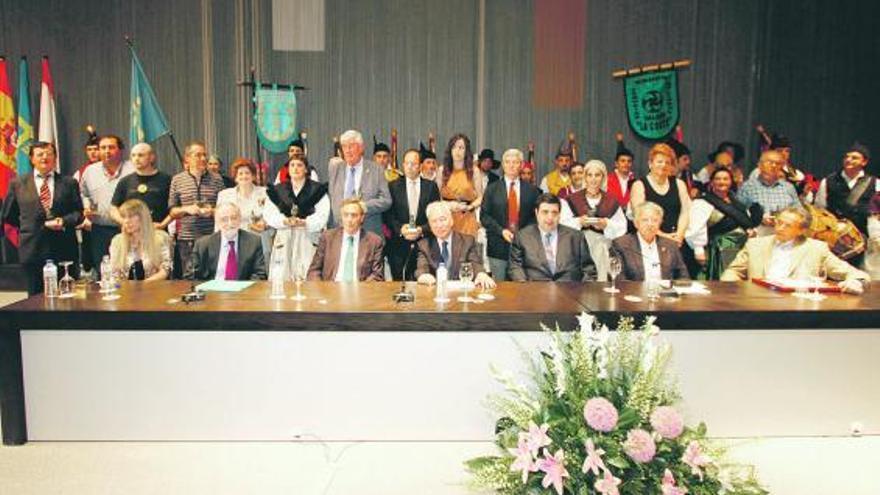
(393, 242, 418, 303)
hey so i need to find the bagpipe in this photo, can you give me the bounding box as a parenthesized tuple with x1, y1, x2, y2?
(804, 204, 865, 260)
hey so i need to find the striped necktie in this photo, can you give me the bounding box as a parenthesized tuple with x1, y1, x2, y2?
(39, 175, 52, 211)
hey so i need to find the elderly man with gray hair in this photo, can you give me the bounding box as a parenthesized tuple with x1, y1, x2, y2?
(611, 201, 690, 282)
(191, 202, 267, 281)
(327, 129, 391, 236)
(415, 201, 495, 288)
(721, 205, 869, 293)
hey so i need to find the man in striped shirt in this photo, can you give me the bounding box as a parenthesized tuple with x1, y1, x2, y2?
(168, 141, 225, 279)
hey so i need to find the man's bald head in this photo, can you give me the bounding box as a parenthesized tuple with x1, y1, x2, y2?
(130, 142, 156, 173)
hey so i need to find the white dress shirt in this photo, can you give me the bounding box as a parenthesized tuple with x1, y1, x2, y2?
(406, 178, 421, 219)
(214, 232, 240, 280)
(334, 231, 361, 282)
(767, 239, 796, 280)
(33, 170, 55, 202)
(637, 233, 663, 282)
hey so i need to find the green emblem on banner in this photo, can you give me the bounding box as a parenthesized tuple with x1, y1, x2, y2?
(623, 70, 679, 140)
(254, 85, 298, 153)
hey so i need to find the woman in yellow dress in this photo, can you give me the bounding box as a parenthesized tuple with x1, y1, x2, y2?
(440, 133, 482, 236)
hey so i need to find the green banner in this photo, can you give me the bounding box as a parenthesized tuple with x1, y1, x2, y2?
(623, 69, 679, 140)
(254, 85, 298, 153)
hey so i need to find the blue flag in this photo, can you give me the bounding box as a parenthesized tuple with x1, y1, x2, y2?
(15, 57, 33, 176)
(129, 47, 170, 145)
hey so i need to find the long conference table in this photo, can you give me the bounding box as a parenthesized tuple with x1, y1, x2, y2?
(2, 280, 879, 446)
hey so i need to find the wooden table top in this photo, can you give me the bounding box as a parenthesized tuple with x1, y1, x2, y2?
(1, 280, 877, 331)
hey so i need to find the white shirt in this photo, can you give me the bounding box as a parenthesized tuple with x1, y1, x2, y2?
(814, 170, 880, 209)
(406, 178, 421, 219)
(436, 235, 453, 267)
(637, 233, 662, 282)
(33, 170, 55, 202)
(767, 239, 795, 280)
(334, 230, 361, 282)
(214, 232, 240, 280)
(615, 171, 631, 196)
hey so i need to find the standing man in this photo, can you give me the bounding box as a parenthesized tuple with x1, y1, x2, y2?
(110, 142, 172, 231)
(606, 134, 636, 208)
(327, 129, 391, 236)
(814, 142, 877, 240)
(80, 135, 134, 267)
(737, 150, 801, 236)
(508, 193, 596, 282)
(307, 198, 385, 282)
(168, 141, 226, 279)
(481, 148, 540, 279)
(385, 148, 441, 280)
(539, 143, 573, 196)
(476, 148, 501, 191)
(2, 142, 83, 294)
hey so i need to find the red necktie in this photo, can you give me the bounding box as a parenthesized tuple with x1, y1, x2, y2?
(39, 176, 52, 211)
(507, 181, 519, 230)
(225, 240, 238, 280)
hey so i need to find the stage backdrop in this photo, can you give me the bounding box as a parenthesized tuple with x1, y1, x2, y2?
(0, 0, 876, 181)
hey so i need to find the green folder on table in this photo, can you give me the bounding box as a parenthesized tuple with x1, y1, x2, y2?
(195, 280, 255, 292)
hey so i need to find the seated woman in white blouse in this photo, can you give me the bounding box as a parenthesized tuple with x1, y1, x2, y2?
(216, 158, 286, 257)
(560, 159, 628, 280)
(109, 199, 171, 281)
(267, 157, 330, 280)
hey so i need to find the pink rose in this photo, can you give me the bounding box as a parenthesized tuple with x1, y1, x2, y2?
(583, 397, 618, 432)
(650, 406, 684, 439)
(623, 429, 656, 463)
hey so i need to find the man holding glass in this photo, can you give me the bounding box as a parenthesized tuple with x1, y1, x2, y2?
(508, 193, 595, 282)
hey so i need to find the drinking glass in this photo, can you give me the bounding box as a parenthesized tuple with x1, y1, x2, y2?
(290, 264, 307, 301)
(458, 262, 475, 303)
(810, 265, 827, 301)
(58, 261, 75, 298)
(604, 255, 622, 294)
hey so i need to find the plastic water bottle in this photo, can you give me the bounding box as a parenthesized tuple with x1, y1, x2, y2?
(270, 256, 285, 299)
(435, 262, 449, 302)
(43, 259, 58, 298)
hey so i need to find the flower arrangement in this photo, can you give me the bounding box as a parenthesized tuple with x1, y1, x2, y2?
(466, 313, 767, 495)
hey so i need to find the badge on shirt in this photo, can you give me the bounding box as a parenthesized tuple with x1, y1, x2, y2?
(137, 184, 148, 194)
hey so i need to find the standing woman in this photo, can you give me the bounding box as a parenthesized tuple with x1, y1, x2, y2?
(686, 168, 762, 279)
(440, 133, 482, 236)
(109, 199, 171, 281)
(630, 143, 691, 246)
(560, 160, 628, 281)
(267, 157, 330, 280)
(217, 158, 284, 257)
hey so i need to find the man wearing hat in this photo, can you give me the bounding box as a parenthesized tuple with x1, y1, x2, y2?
(419, 142, 443, 190)
(520, 161, 536, 187)
(606, 134, 636, 208)
(539, 140, 573, 196)
(74, 125, 101, 183)
(814, 142, 877, 245)
(373, 136, 392, 170)
(667, 136, 700, 198)
(477, 148, 501, 191)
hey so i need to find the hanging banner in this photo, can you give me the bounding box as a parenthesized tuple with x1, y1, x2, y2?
(254, 84, 298, 153)
(623, 69, 679, 140)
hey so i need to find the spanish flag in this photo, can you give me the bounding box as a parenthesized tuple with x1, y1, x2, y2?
(0, 57, 15, 199)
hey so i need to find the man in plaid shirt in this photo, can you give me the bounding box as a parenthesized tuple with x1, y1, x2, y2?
(737, 150, 801, 235)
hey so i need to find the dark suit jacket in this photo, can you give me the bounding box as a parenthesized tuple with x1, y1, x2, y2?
(191, 230, 267, 281)
(610, 234, 691, 281)
(414, 231, 487, 279)
(481, 178, 540, 260)
(386, 177, 442, 242)
(307, 227, 385, 281)
(1, 173, 83, 265)
(508, 224, 596, 282)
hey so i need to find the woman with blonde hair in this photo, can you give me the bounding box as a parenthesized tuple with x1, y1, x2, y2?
(109, 199, 172, 281)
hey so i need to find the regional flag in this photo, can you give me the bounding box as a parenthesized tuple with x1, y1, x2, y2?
(0, 57, 16, 199)
(38, 56, 60, 170)
(15, 56, 33, 176)
(129, 46, 170, 145)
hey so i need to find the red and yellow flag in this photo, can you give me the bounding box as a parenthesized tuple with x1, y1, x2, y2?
(0, 57, 16, 199)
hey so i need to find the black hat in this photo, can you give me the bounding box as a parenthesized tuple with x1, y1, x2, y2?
(708, 141, 744, 164)
(556, 138, 573, 158)
(665, 137, 690, 158)
(769, 134, 791, 150)
(477, 148, 500, 169)
(289, 138, 304, 149)
(847, 141, 871, 161)
(615, 137, 634, 160)
(85, 125, 98, 146)
(373, 135, 390, 154)
(419, 142, 436, 161)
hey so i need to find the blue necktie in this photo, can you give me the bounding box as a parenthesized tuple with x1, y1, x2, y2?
(441, 241, 449, 266)
(344, 166, 356, 199)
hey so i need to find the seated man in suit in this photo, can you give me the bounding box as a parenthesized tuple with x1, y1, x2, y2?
(1, 141, 84, 294)
(191, 202, 267, 280)
(611, 202, 690, 282)
(386, 148, 441, 280)
(415, 201, 495, 288)
(509, 193, 596, 282)
(721, 205, 869, 293)
(308, 198, 385, 281)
